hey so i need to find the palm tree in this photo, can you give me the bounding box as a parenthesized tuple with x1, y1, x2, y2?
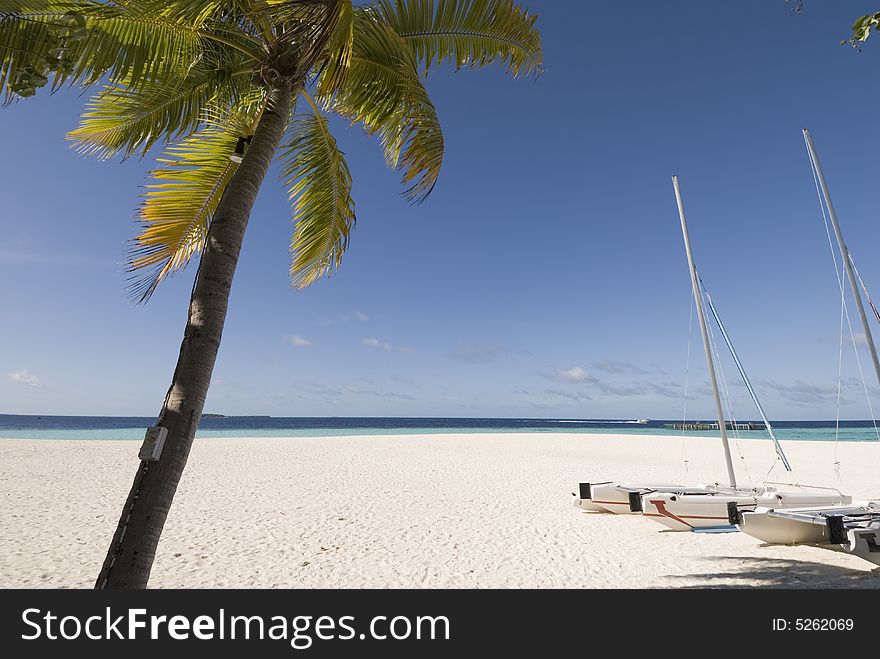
(1, 0, 542, 588)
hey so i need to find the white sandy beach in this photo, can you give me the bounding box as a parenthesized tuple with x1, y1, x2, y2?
(1, 432, 878, 589)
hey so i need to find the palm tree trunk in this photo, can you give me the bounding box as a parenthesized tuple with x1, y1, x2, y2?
(95, 83, 293, 589)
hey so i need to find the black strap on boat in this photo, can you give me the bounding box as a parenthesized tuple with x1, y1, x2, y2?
(827, 515, 848, 545)
(628, 490, 644, 512)
(727, 501, 742, 526)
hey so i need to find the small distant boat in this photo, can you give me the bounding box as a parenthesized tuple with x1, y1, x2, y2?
(626, 419, 649, 425)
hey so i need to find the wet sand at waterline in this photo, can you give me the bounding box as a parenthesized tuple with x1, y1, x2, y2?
(1, 433, 878, 588)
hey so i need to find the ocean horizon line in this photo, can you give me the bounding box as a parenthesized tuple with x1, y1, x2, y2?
(1, 414, 879, 442)
(2, 413, 879, 423)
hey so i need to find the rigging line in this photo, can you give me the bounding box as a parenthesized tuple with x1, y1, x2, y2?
(681, 296, 695, 478)
(840, 287, 880, 441)
(701, 283, 752, 485)
(699, 277, 792, 472)
(834, 284, 845, 482)
(850, 256, 880, 327)
(811, 153, 845, 457)
(818, 196, 880, 444)
(711, 320, 753, 485)
(807, 145, 880, 449)
(848, 257, 880, 442)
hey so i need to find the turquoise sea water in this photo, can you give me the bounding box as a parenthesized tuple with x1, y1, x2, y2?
(0, 415, 878, 442)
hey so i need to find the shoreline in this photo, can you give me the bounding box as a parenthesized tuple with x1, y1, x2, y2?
(2, 433, 879, 588)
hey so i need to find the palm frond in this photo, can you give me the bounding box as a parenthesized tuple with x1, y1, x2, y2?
(67, 60, 256, 159)
(127, 91, 267, 302)
(1, 0, 272, 105)
(371, 0, 542, 76)
(258, 0, 351, 76)
(1, 1, 210, 101)
(315, 0, 352, 96)
(281, 92, 355, 289)
(320, 9, 443, 202)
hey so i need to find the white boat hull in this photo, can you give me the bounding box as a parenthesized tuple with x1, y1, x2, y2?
(584, 482, 715, 514)
(571, 482, 614, 512)
(642, 490, 852, 532)
(738, 501, 879, 546)
(737, 507, 832, 545)
(848, 525, 880, 566)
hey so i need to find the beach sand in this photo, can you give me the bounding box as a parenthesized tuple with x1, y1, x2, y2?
(1, 432, 878, 589)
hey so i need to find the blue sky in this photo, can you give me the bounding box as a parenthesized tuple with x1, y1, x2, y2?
(4, 0, 880, 420)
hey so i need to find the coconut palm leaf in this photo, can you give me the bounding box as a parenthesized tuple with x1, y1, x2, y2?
(8, 0, 541, 297)
(280, 92, 355, 289)
(258, 0, 351, 81)
(321, 9, 443, 202)
(315, 0, 352, 96)
(373, 0, 541, 76)
(127, 92, 266, 301)
(67, 58, 256, 159)
(0, 1, 218, 101)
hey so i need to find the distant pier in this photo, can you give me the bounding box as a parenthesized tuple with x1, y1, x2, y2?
(665, 422, 763, 431)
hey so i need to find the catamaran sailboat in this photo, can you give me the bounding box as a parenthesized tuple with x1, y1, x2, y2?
(733, 129, 880, 565)
(573, 175, 851, 528)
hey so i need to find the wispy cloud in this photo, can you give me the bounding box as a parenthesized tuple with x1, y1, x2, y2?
(292, 380, 344, 405)
(343, 383, 415, 401)
(448, 345, 511, 364)
(848, 332, 869, 347)
(553, 366, 592, 383)
(592, 360, 648, 375)
(286, 335, 312, 348)
(646, 381, 682, 398)
(363, 337, 392, 351)
(363, 338, 414, 353)
(545, 365, 683, 400)
(8, 369, 40, 387)
(761, 379, 852, 407)
(291, 378, 414, 403)
(545, 387, 593, 402)
(0, 249, 111, 267)
(211, 378, 255, 393)
(325, 311, 371, 326)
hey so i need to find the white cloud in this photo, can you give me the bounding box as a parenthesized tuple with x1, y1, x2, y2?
(592, 360, 648, 375)
(361, 338, 414, 353)
(555, 367, 590, 383)
(353, 311, 370, 322)
(363, 337, 392, 351)
(287, 335, 312, 348)
(9, 369, 40, 387)
(448, 345, 511, 364)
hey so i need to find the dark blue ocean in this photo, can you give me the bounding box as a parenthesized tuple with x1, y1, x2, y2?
(0, 415, 878, 441)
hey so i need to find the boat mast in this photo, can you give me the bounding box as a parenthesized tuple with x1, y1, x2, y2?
(803, 129, 880, 388)
(672, 176, 737, 488)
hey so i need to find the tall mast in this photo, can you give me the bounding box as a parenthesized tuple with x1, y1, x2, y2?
(803, 129, 880, 389)
(672, 176, 737, 488)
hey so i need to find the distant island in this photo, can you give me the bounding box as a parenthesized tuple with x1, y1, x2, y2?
(201, 414, 271, 419)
